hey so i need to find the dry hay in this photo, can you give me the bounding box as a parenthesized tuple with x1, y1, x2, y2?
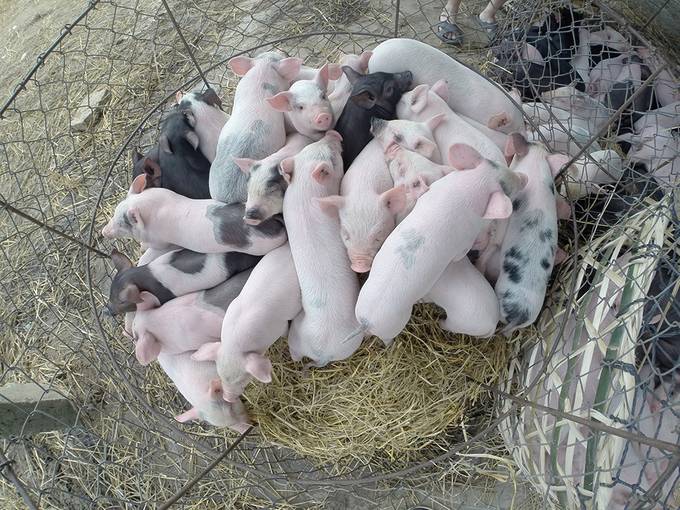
(246, 304, 512, 466)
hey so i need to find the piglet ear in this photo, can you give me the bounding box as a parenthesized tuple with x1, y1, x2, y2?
(266, 91, 293, 112)
(135, 332, 161, 366)
(142, 158, 162, 188)
(315, 63, 330, 90)
(202, 88, 222, 108)
(431, 79, 449, 101)
(358, 51, 373, 72)
(185, 130, 200, 151)
(522, 43, 545, 65)
(110, 249, 134, 272)
(342, 65, 362, 84)
(208, 378, 224, 399)
(127, 207, 143, 228)
(228, 56, 254, 76)
(556, 197, 571, 220)
(546, 153, 571, 177)
(311, 162, 332, 184)
(351, 91, 376, 109)
(130, 174, 147, 194)
(505, 132, 529, 159)
(231, 422, 252, 434)
(448, 143, 482, 170)
(121, 284, 142, 304)
(279, 158, 295, 184)
(275, 57, 303, 81)
(425, 113, 446, 132)
(327, 63, 344, 81)
(245, 352, 273, 383)
(409, 84, 429, 114)
(175, 90, 184, 104)
(380, 185, 407, 215)
(483, 191, 513, 219)
(137, 291, 161, 311)
(192, 342, 220, 361)
(414, 137, 438, 159)
(175, 407, 199, 423)
(233, 157, 256, 176)
(315, 195, 345, 216)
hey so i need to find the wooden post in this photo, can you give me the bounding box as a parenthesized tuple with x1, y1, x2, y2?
(0, 383, 77, 436)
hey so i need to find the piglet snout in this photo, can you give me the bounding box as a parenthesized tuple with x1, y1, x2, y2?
(244, 207, 263, 225)
(350, 256, 374, 273)
(314, 112, 332, 129)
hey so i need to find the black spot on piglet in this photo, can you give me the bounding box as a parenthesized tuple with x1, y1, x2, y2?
(539, 229, 554, 242)
(502, 299, 530, 326)
(503, 259, 523, 283)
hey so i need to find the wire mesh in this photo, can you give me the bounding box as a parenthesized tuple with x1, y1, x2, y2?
(0, 0, 678, 508)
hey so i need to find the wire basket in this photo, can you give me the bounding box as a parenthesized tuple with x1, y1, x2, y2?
(0, 0, 678, 508)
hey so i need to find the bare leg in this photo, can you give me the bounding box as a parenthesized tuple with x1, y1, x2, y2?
(479, 0, 506, 24)
(437, 0, 464, 43)
(440, 0, 462, 23)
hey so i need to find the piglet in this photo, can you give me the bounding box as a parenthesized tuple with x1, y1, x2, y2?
(371, 116, 444, 163)
(210, 52, 302, 204)
(282, 131, 364, 365)
(267, 64, 335, 140)
(316, 140, 402, 273)
(334, 67, 413, 168)
(369, 38, 524, 133)
(234, 133, 312, 224)
(423, 257, 499, 337)
(633, 101, 680, 134)
(620, 126, 680, 186)
(132, 270, 251, 365)
(355, 143, 526, 342)
(563, 149, 625, 199)
(101, 174, 287, 253)
(192, 243, 301, 400)
(494, 133, 564, 333)
(176, 88, 228, 163)
(396, 81, 506, 167)
(132, 109, 211, 199)
(319, 117, 442, 273)
(106, 248, 259, 314)
(158, 351, 250, 433)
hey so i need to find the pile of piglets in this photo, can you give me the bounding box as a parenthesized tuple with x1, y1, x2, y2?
(100, 37, 642, 433)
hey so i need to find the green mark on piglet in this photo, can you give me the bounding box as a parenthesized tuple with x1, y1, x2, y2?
(396, 228, 425, 270)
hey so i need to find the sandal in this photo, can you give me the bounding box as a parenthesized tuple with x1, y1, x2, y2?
(478, 16, 499, 43)
(435, 19, 464, 45)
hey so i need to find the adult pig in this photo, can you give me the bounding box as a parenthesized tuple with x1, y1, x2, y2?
(495, 133, 563, 333)
(176, 88, 228, 163)
(267, 64, 335, 140)
(334, 67, 413, 168)
(423, 257, 499, 337)
(210, 52, 302, 204)
(132, 270, 251, 365)
(101, 174, 287, 253)
(158, 351, 251, 433)
(282, 131, 364, 364)
(355, 143, 526, 342)
(369, 38, 523, 133)
(106, 248, 259, 314)
(192, 243, 301, 400)
(234, 133, 312, 224)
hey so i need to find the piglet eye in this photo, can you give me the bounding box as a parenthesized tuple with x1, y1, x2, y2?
(415, 141, 422, 149)
(341, 229, 350, 241)
(297, 105, 304, 111)
(321, 93, 327, 100)
(384, 86, 393, 96)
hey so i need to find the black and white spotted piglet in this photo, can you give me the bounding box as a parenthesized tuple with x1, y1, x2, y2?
(495, 133, 571, 333)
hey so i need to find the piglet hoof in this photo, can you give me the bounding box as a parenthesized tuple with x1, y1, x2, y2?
(555, 247, 567, 265)
(381, 337, 395, 349)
